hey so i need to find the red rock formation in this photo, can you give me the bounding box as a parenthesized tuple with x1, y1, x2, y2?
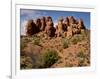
(64, 17, 69, 26)
(25, 16, 86, 37)
(40, 17, 46, 31)
(78, 18, 85, 29)
(67, 26, 73, 37)
(35, 18, 41, 33)
(45, 16, 55, 37)
(55, 17, 65, 37)
(25, 20, 37, 36)
(68, 16, 76, 25)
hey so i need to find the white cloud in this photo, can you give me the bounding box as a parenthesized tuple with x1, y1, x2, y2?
(20, 9, 47, 20)
(54, 22, 58, 28)
(21, 20, 28, 35)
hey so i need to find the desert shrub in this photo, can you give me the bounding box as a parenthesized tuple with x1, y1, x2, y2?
(71, 38, 78, 44)
(78, 58, 85, 66)
(32, 36, 40, 46)
(62, 38, 69, 49)
(41, 49, 59, 68)
(20, 56, 33, 69)
(77, 49, 86, 58)
(81, 29, 89, 36)
(20, 37, 31, 50)
(77, 50, 87, 66)
(83, 30, 90, 41)
(71, 35, 83, 44)
(33, 38, 40, 45)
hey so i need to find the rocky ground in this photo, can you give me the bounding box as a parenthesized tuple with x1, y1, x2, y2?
(20, 29, 90, 69)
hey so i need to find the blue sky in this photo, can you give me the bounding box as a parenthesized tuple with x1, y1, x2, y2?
(20, 9, 90, 35)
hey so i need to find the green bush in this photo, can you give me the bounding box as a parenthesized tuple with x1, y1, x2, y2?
(41, 49, 59, 68)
